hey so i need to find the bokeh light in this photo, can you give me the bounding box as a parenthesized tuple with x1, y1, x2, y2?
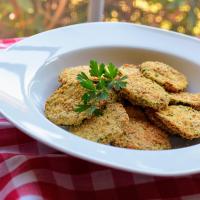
(0, 0, 200, 38)
(104, 0, 200, 38)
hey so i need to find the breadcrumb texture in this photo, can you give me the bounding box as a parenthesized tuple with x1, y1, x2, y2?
(119, 64, 140, 76)
(119, 64, 170, 110)
(155, 105, 200, 139)
(140, 61, 188, 92)
(113, 106, 171, 150)
(145, 108, 174, 134)
(170, 92, 200, 111)
(58, 65, 90, 84)
(69, 103, 129, 144)
(45, 82, 89, 126)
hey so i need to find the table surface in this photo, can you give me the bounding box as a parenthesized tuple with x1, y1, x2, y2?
(0, 38, 200, 200)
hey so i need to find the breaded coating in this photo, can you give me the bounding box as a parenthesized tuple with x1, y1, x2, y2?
(140, 61, 188, 92)
(58, 65, 90, 84)
(45, 82, 89, 125)
(119, 64, 139, 76)
(119, 65, 170, 110)
(113, 106, 171, 150)
(170, 92, 200, 111)
(45, 82, 118, 126)
(68, 103, 129, 144)
(154, 105, 200, 139)
(145, 109, 173, 134)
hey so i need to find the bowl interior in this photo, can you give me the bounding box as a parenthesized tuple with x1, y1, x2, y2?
(29, 46, 200, 149)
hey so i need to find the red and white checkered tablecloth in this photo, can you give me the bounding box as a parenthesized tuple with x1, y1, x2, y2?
(1, 38, 200, 200)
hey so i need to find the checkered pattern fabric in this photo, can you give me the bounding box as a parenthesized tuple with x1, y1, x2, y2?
(0, 38, 200, 200)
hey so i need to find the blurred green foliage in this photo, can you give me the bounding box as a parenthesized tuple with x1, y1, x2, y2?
(0, 0, 88, 38)
(0, 0, 200, 38)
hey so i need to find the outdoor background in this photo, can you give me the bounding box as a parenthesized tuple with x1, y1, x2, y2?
(0, 0, 200, 38)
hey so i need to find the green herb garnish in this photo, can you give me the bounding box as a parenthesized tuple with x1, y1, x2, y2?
(75, 60, 127, 116)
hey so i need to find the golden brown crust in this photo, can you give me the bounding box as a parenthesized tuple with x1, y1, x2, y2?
(113, 106, 171, 150)
(155, 105, 200, 139)
(45, 82, 90, 125)
(119, 64, 140, 76)
(58, 65, 91, 84)
(119, 65, 170, 110)
(170, 92, 200, 111)
(145, 109, 175, 134)
(140, 61, 188, 92)
(45, 82, 118, 126)
(68, 103, 129, 144)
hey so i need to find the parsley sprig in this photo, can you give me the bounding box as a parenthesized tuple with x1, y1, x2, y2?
(75, 60, 127, 116)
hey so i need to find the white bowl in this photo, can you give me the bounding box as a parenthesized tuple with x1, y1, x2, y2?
(0, 22, 200, 176)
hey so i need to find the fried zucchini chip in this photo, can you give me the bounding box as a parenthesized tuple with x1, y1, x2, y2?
(45, 82, 118, 126)
(140, 61, 188, 92)
(170, 92, 200, 111)
(45, 82, 89, 125)
(154, 105, 200, 139)
(69, 103, 129, 144)
(119, 64, 170, 110)
(113, 106, 171, 150)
